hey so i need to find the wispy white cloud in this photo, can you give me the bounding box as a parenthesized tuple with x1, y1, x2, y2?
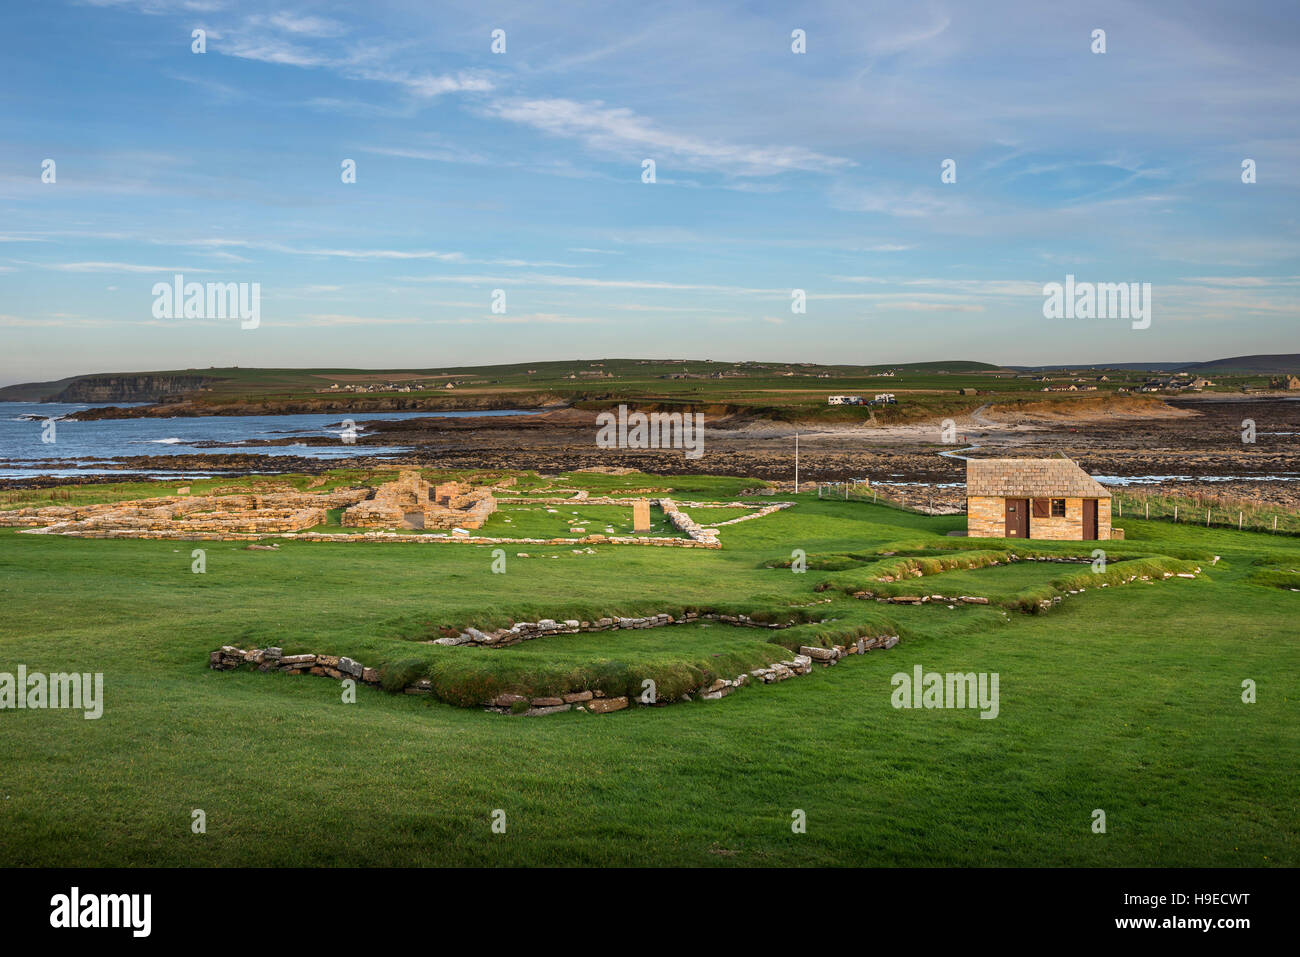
(482, 97, 854, 176)
(399, 272, 786, 296)
(348, 68, 493, 99)
(265, 13, 347, 38)
(223, 36, 325, 68)
(287, 247, 464, 262)
(0, 314, 121, 327)
(828, 183, 967, 219)
(34, 261, 215, 273)
(1179, 275, 1300, 287)
(429, 314, 604, 325)
(297, 313, 423, 326)
(883, 302, 986, 313)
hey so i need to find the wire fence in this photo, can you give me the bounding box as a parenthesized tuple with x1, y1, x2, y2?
(816, 481, 965, 516)
(1111, 488, 1300, 536)
(816, 481, 1299, 534)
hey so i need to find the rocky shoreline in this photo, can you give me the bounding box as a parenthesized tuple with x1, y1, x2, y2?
(6, 395, 1298, 509)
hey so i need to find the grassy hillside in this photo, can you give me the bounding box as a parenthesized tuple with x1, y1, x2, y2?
(0, 473, 1295, 866)
(7, 358, 1278, 424)
(1177, 354, 1300, 374)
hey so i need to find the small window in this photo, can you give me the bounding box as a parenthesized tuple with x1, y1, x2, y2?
(1051, 499, 1066, 517)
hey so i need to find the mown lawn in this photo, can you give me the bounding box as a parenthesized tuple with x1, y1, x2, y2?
(866, 560, 1083, 598)
(0, 486, 1295, 867)
(480, 503, 684, 539)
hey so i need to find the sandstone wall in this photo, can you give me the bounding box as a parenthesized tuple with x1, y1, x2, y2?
(967, 495, 1113, 540)
(342, 472, 496, 530)
(967, 496, 1005, 537)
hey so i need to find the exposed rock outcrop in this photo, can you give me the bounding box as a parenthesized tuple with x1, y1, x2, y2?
(48, 374, 215, 403)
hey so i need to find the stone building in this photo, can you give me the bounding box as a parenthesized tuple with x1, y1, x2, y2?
(341, 471, 495, 530)
(966, 458, 1114, 540)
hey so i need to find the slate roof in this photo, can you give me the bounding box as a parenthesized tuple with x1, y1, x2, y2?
(966, 457, 1111, 498)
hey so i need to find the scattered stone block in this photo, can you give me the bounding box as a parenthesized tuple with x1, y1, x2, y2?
(524, 705, 571, 716)
(632, 499, 651, 532)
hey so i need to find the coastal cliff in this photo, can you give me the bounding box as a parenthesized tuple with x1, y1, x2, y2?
(46, 374, 216, 403)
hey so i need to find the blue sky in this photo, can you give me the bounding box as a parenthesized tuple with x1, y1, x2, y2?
(1, 0, 1298, 384)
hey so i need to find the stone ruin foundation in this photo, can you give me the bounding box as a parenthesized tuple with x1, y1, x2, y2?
(208, 609, 902, 716)
(0, 487, 369, 536)
(0, 472, 497, 538)
(341, 470, 495, 530)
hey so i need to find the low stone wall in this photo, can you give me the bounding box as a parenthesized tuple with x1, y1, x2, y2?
(860, 593, 992, 605)
(860, 558, 1206, 612)
(33, 527, 720, 547)
(699, 503, 792, 527)
(659, 498, 719, 545)
(209, 627, 903, 716)
(496, 488, 671, 500)
(0, 498, 174, 527)
(74, 506, 327, 534)
(435, 609, 809, 648)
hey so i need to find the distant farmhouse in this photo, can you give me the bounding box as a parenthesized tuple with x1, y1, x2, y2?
(827, 393, 896, 406)
(1270, 374, 1300, 390)
(1140, 373, 1213, 393)
(966, 458, 1116, 540)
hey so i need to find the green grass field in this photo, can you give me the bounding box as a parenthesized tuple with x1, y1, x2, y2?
(1, 479, 1296, 867)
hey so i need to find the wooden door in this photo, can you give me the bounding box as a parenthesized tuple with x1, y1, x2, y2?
(1083, 499, 1098, 539)
(1004, 499, 1029, 538)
